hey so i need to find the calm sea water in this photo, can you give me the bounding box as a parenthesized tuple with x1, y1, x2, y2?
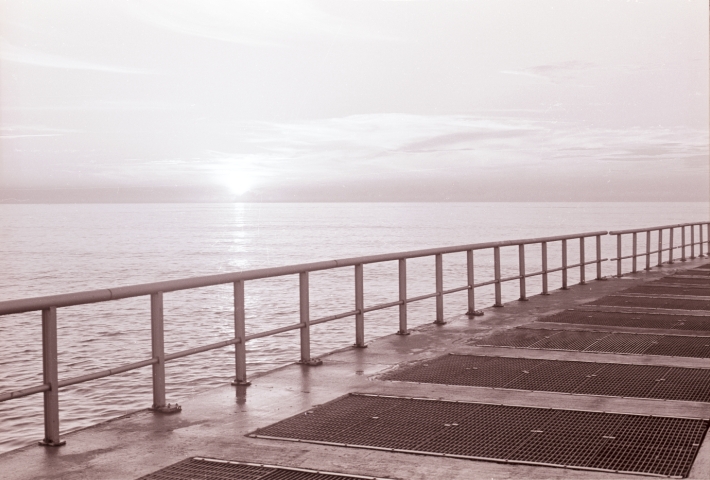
(0, 202, 707, 453)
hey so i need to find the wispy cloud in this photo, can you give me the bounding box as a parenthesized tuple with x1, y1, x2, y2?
(123, 0, 397, 47)
(0, 41, 156, 74)
(501, 61, 595, 83)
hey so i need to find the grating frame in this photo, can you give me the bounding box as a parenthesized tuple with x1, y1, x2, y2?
(249, 394, 709, 478)
(648, 368, 710, 403)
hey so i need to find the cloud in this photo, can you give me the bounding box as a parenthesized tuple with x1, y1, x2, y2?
(0, 41, 156, 74)
(501, 61, 595, 83)
(122, 0, 397, 47)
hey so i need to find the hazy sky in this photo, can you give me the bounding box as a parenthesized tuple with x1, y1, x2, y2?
(0, 0, 707, 202)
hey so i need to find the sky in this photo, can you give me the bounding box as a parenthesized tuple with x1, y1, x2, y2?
(0, 0, 708, 202)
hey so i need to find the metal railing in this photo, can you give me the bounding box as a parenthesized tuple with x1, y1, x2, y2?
(610, 222, 710, 277)
(4, 224, 707, 448)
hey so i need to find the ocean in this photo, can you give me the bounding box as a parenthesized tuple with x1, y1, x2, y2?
(0, 202, 707, 453)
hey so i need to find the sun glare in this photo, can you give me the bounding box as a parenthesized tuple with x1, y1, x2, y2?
(224, 172, 253, 196)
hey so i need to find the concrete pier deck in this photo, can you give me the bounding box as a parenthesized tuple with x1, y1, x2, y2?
(2, 258, 710, 479)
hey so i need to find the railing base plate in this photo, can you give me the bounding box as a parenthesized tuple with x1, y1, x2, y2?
(299, 358, 323, 366)
(38, 439, 65, 447)
(466, 310, 484, 317)
(151, 403, 182, 414)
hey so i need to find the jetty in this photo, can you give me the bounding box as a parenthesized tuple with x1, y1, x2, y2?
(1, 222, 710, 479)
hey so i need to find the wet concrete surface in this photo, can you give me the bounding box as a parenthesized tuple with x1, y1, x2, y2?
(2, 259, 710, 479)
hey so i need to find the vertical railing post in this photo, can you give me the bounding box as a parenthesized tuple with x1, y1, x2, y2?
(595, 235, 602, 280)
(645, 230, 651, 270)
(690, 225, 695, 259)
(616, 235, 622, 277)
(700, 225, 705, 257)
(39, 307, 64, 447)
(669, 228, 674, 264)
(466, 250, 482, 315)
(494, 246, 502, 307)
(657, 229, 663, 266)
(232, 280, 250, 385)
(150, 292, 166, 408)
(299, 272, 321, 365)
(541, 242, 549, 294)
(561, 239, 568, 289)
(631, 232, 637, 273)
(354, 264, 366, 347)
(398, 258, 409, 333)
(579, 237, 586, 285)
(435, 253, 445, 324)
(681, 226, 686, 261)
(518, 244, 527, 300)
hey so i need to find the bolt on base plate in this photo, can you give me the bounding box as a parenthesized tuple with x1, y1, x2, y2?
(396, 329, 411, 335)
(231, 380, 252, 386)
(151, 403, 182, 414)
(466, 309, 484, 317)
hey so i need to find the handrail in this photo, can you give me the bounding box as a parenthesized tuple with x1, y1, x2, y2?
(4, 224, 707, 448)
(609, 222, 709, 277)
(0, 230, 606, 316)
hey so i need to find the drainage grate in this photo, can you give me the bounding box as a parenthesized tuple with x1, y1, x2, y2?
(250, 394, 708, 478)
(589, 296, 710, 311)
(137, 457, 390, 480)
(622, 285, 710, 297)
(659, 276, 710, 286)
(470, 328, 710, 359)
(383, 354, 710, 402)
(537, 310, 710, 332)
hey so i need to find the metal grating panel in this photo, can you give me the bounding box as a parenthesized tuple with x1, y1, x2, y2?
(584, 333, 664, 355)
(538, 310, 682, 329)
(642, 336, 710, 359)
(472, 328, 710, 358)
(623, 285, 710, 297)
(502, 359, 605, 393)
(673, 317, 710, 332)
(137, 457, 388, 480)
(659, 277, 710, 285)
(589, 296, 710, 311)
(572, 364, 672, 399)
(471, 328, 553, 348)
(380, 354, 492, 384)
(417, 403, 558, 459)
(673, 270, 710, 276)
(510, 410, 625, 467)
(648, 368, 710, 403)
(250, 394, 709, 478)
(384, 354, 710, 402)
(587, 415, 708, 478)
(527, 329, 611, 351)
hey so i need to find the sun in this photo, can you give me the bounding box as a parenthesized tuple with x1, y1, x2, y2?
(223, 171, 254, 196)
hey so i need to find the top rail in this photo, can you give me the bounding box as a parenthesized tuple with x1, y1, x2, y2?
(609, 221, 708, 236)
(0, 230, 607, 316)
